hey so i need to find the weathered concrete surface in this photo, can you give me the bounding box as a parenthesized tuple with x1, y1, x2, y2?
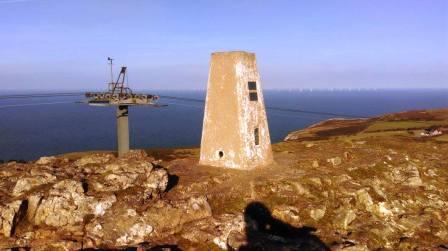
(200, 51, 273, 169)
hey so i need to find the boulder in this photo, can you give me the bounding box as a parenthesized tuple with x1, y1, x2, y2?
(211, 214, 245, 250)
(85, 196, 211, 247)
(89, 158, 168, 196)
(116, 221, 153, 246)
(74, 153, 115, 167)
(32, 180, 116, 232)
(0, 200, 25, 237)
(86, 207, 153, 247)
(142, 196, 212, 235)
(35, 156, 57, 165)
(12, 173, 56, 197)
(386, 163, 423, 187)
(143, 168, 169, 198)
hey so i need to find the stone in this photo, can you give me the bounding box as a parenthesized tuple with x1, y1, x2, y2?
(85, 207, 153, 247)
(312, 160, 319, 168)
(0, 200, 24, 237)
(181, 227, 213, 243)
(26, 194, 43, 222)
(308, 177, 322, 187)
(90, 160, 168, 196)
(1, 108, 448, 250)
(12, 173, 56, 196)
(74, 153, 115, 167)
(35, 156, 57, 165)
(403, 164, 423, 186)
(226, 230, 247, 250)
(333, 206, 356, 230)
(143, 196, 212, 233)
(85, 196, 212, 247)
(333, 244, 369, 251)
(327, 157, 342, 166)
(371, 177, 387, 200)
(305, 143, 315, 148)
(103, 172, 139, 190)
(426, 168, 437, 177)
(32, 180, 116, 232)
(292, 182, 312, 197)
(272, 205, 301, 225)
(122, 149, 149, 159)
(373, 202, 393, 218)
(115, 222, 153, 246)
(356, 189, 374, 212)
(343, 151, 351, 160)
(143, 168, 169, 195)
(33, 180, 86, 228)
(212, 214, 245, 250)
(31, 241, 82, 251)
(310, 207, 326, 221)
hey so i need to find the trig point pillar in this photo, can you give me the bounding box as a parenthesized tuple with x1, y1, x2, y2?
(199, 51, 273, 169)
(116, 105, 130, 157)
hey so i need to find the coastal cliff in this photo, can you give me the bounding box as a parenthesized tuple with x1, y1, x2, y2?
(0, 109, 447, 250)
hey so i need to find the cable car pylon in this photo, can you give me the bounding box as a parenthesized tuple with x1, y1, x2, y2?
(84, 57, 164, 157)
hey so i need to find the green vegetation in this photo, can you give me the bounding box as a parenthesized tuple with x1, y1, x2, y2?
(343, 130, 410, 140)
(364, 120, 448, 133)
(435, 134, 448, 142)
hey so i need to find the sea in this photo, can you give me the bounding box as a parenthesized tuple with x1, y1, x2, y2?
(0, 89, 447, 161)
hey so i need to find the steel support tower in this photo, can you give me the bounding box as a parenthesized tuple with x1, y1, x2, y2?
(84, 58, 160, 157)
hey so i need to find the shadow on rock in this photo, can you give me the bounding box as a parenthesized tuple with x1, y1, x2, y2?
(81, 244, 181, 251)
(147, 244, 181, 251)
(238, 202, 329, 251)
(165, 174, 179, 192)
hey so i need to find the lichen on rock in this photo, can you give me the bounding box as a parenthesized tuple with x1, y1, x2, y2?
(1, 109, 448, 250)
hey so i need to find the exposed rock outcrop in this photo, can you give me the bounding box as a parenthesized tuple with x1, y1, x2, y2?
(0, 200, 25, 237)
(1, 109, 448, 250)
(32, 180, 116, 232)
(0, 150, 177, 249)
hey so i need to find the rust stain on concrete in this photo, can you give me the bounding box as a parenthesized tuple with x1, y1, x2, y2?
(199, 51, 273, 169)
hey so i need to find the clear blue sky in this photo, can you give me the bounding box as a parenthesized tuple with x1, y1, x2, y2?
(0, 0, 447, 90)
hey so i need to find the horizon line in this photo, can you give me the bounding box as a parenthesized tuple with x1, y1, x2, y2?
(1, 87, 448, 93)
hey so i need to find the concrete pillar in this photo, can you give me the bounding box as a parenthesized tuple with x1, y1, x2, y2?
(199, 51, 273, 169)
(116, 105, 129, 157)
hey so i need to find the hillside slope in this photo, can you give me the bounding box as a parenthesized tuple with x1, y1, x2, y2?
(0, 109, 447, 250)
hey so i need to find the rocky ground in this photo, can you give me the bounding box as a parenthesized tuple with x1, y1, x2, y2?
(0, 109, 447, 250)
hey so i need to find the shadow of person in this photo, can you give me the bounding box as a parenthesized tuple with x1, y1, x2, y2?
(238, 202, 329, 251)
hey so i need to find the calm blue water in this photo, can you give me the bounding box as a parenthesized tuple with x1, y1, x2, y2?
(0, 89, 447, 161)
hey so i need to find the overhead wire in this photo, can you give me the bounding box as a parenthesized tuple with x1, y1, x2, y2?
(163, 101, 204, 109)
(0, 101, 76, 109)
(0, 92, 368, 118)
(158, 95, 367, 118)
(0, 92, 85, 100)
